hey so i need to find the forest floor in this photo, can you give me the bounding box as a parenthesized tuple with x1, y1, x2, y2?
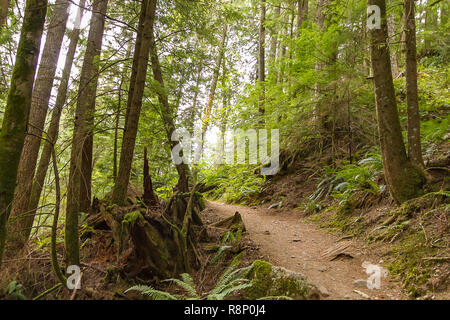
(207, 200, 408, 300)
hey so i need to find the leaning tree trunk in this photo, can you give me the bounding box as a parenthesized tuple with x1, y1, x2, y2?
(26, 0, 86, 243)
(8, 0, 70, 250)
(403, 0, 424, 168)
(65, 0, 108, 266)
(112, 0, 155, 206)
(368, 0, 424, 204)
(0, 0, 48, 268)
(148, 0, 190, 193)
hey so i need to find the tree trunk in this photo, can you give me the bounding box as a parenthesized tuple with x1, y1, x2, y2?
(403, 0, 424, 168)
(0, 0, 48, 268)
(65, 0, 108, 266)
(314, 0, 326, 126)
(143, 147, 158, 206)
(26, 0, 86, 243)
(148, 0, 190, 193)
(0, 0, 9, 27)
(269, 5, 280, 65)
(387, 14, 399, 78)
(258, 0, 266, 117)
(368, 0, 424, 204)
(89, 186, 206, 280)
(7, 0, 70, 250)
(297, 0, 308, 38)
(112, 0, 156, 206)
(201, 24, 227, 139)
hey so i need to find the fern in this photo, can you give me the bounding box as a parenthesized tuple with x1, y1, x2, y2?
(126, 262, 254, 300)
(163, 273, 199, 299)
(125, 285, 179, 300)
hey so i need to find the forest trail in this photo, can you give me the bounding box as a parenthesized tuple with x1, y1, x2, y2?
(207, 201, 407, 300)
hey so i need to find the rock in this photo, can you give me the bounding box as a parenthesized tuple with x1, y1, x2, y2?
(353, 279, 368, 289)
(353, 290, 370, 299)
(243, 260, 320, 300)
(263, 230, 271, 235)
(291, 238, 302, 242)
(268, 201, 282, 209)
(318, 285, 330, 297)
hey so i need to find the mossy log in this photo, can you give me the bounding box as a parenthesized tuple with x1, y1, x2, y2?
(87, 186, 207, 280)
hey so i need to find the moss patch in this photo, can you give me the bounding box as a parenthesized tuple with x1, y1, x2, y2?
(244, 260, 319, 300)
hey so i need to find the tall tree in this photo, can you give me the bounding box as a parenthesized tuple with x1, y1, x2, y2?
(8, 0, 71, 250)
(201, 24, 227, 139)
(258, 0, 266, 117)
(403, 0, 424, 168)
(112, 0, 156, 205)
(148, 0, 190, 193)
(269, 4, 280, 64)
(26, 0, 86, 243)
(0, 0, 48, 268)
(65, 0, 108, 265)
(368, 0, 423, 204)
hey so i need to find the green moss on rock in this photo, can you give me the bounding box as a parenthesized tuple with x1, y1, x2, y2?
(244, 260, 320, 300)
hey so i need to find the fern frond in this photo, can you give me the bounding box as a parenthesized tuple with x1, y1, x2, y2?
(163, 275, 199, 299)
(125, 285, 178, 300)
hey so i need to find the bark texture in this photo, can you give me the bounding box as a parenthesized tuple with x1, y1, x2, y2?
(368, 0, 424, 204)
(65, 0, 108, 265)
(403, 0, 424, 168)
(112, 0, 155, 206)
(8, 0, 70, 249)
(0, 0, 48, 267)
(27, 0, 86, 242)
(148, 0, 190, 193)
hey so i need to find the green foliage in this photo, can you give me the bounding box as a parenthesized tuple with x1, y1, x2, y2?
(201, 164, 265, 204)
(3, 280, 27, 300)
(126, 262, 253, 300)
(304, 153, 384, 211)
(210, 228, 244, 264)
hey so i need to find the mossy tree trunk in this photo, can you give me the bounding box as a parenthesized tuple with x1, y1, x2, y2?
(0, 0, 48, 268)
(8, 0, 70, 250)
(112, 0, 155, 206)
(148, 0, 190, 193)
(368, 0, 424, 204)
(26, 0, 86, 243)
(65, 0, 108, 266)
(403, 0, 424, 168)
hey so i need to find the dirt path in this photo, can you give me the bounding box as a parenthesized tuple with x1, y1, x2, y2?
(207, 201, 407, 300)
